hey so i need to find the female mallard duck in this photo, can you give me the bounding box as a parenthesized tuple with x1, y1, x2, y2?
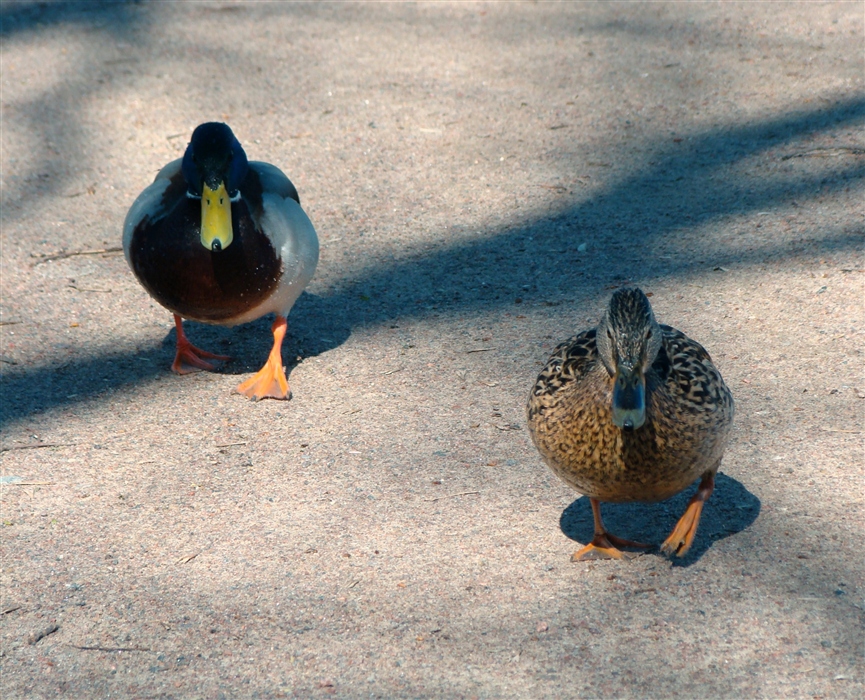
(527, 287, 734, 560)
(123, 122, 319, 400)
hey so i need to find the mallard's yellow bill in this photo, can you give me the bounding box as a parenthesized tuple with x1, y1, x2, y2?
(200, 182, 233, 251)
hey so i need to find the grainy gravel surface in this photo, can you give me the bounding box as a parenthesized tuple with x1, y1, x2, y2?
(1, 2, 863, 698)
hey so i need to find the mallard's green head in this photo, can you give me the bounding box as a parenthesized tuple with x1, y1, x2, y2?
(595, 287, 663, 431)
(181, 122, 249, 251)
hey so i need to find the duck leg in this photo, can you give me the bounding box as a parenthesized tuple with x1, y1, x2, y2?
(661, 471, 714, 557)
(171, 315, 230, 374)
(236, 315, 290, 401)
(571, 498, 651, 561)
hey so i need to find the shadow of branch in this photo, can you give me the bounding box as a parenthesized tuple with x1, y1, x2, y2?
(2, 98, 863, 429)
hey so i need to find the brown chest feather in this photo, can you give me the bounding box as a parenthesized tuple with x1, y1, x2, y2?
(129, 197, 282, 323)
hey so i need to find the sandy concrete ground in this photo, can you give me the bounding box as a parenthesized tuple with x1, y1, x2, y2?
(1, 1, 863, 698)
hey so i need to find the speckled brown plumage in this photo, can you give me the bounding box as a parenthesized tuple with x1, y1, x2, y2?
(527, 288, 734, 559)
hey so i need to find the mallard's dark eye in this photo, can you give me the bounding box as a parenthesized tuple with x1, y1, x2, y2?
(607, 330, 613, 341)
(646, 329, 652, 339)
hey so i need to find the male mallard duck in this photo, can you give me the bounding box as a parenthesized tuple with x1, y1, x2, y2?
(123, 122, 319, 400)
(527, 287, 734, 560)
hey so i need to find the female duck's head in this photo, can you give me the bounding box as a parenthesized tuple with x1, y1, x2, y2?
(181, 122, 249, 251)
(595, 287, 663, 431)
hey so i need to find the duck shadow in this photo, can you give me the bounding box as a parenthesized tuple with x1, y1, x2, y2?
(558, 472, 760, 566)
(161, 291, 351, 376)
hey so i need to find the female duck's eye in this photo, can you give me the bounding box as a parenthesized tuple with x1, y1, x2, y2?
(607, 330, 613, 341)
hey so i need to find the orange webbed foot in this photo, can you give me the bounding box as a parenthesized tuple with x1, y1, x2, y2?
(661, 472, 715, 557)
(235, 315, 291, 401)
(171, 315, 230, 374)
(661, 503, 703, 556)
(571, 532, 651, 561)
(570, 498, 652, 561)
(235, 358, 290, 400)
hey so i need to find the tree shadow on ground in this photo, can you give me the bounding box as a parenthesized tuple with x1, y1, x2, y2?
(2, 96, 863, 429)
(312, 97, 864, 334)
(0, 0, 144, 39)
(559, 472, 761, 566)
(0, 289, 340, 428)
